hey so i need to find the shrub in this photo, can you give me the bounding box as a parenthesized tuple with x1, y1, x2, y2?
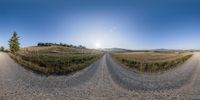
(0, 46, 4, 51)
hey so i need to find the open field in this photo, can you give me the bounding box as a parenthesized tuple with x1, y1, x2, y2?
(9, 46, 102, 75)
(112, 52, 193, 72)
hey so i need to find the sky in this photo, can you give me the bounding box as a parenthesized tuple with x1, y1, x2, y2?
(0, 0, 200, 49)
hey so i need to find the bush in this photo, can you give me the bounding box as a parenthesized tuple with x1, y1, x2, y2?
(0, 46, 4, 51)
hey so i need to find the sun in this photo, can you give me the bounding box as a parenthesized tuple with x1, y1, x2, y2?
(95, 42, 101, 49)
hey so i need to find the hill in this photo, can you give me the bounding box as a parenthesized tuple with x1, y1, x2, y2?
(9, 46, 102, 75)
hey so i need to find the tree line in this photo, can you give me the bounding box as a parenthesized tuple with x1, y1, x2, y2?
(1, 32, 87, 53)
(37, 42, 86, 49)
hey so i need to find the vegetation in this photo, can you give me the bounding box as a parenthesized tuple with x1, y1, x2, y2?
(37, 42, 86, 49)
(9, 32, 20, 53)
(0, 46, 4, 51)
(10, 46, 102, 75)
(112, 52, 193, 73)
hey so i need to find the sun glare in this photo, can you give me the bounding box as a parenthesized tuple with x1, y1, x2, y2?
(95, 42, 101, 49)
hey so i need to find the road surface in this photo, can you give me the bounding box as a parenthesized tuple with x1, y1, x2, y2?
(0, 52, 200, 100)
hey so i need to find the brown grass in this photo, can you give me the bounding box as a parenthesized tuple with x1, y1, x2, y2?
(10, 46, 103, 75)
(112, 52, 193, 73)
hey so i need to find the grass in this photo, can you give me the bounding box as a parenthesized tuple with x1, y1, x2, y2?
(112, 52, 193, 73)
(9, 46, 102, 75)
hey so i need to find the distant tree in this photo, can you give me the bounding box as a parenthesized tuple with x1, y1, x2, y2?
(78, 45, 86, 49)
(0, 46, 4, 51)
(9, 32, 20, 53)
(36, 42, 86, 48)
(66, 44, 70, 47)
(45, 43, 48, 46)
(63, 44, 67, 47)
(38, 42, 44, 46)
(60, 43, 63, 46)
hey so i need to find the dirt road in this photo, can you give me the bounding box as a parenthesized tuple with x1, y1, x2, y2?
(0, 52, 200, 99)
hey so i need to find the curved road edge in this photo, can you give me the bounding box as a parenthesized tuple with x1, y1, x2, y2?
(0, 52, 102, 88)
(106, 53, 199, 91)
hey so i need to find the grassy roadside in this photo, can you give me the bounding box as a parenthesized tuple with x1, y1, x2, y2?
(9, 46, 103, 75)
(112, 52, 193, 73)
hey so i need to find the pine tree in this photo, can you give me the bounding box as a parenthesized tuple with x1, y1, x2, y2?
(9, 32, 20, 53)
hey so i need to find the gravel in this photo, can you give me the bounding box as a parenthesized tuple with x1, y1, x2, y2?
(0, 52, 200, 100)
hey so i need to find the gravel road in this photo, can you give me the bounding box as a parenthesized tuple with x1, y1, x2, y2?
(0, 52, 200, 100)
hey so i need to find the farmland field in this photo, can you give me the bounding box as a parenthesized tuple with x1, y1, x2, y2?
(112, 52, 193, 73)
(9, 46, 102, 75)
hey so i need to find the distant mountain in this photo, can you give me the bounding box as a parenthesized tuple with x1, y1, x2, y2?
(150, 49, 189, 52)
(101, 48, 197, 52)
(101, 48, 133, 52)
(153, 48, 171, 51)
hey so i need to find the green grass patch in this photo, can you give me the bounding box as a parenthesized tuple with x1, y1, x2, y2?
(10, 46, 102, 75)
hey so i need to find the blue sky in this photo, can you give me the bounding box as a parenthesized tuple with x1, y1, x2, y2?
(0, 0, 200, 49)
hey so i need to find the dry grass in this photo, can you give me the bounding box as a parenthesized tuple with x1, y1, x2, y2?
(112, 52, 193, 73)
(10, 46, 102, 75)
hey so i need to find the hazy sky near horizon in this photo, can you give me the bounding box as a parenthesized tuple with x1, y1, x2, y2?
(0, 0, 200, 49)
